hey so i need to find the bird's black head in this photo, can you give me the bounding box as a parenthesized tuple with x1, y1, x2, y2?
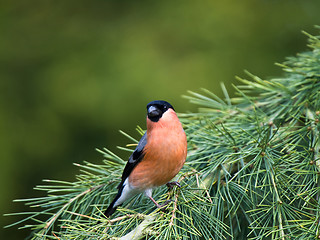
(147, 100, 175, 122)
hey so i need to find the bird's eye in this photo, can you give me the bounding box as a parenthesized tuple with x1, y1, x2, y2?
(163, 105, 168, 110)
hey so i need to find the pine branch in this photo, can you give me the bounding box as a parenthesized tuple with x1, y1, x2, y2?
(44, 183, 105, 230)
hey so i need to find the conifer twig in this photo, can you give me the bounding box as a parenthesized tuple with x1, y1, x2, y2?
(44, 184, 105, 229)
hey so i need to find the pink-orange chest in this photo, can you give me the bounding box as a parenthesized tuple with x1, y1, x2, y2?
(129, 126, 187, 189)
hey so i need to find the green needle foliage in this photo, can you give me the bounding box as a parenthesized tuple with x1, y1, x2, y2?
(6, 30, 320, 239)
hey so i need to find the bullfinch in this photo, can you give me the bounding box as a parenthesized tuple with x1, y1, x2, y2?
(105, 100, 187, 217)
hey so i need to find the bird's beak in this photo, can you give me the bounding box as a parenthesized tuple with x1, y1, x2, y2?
(148, 106, 161, 118)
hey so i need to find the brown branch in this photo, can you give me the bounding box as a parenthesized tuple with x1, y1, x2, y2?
(169, 188, 179, 227)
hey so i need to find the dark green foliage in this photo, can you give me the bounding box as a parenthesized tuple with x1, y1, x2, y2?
(6, 31, 320, 239)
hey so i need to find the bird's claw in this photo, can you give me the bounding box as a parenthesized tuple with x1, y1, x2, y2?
(157, 199, 172, 211)
(166, 181, 181, 189)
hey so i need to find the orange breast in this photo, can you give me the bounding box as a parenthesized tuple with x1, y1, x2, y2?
(129, 110, 187, 190)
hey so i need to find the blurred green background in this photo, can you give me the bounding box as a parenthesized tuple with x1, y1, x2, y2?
(1, 1, 320, 239)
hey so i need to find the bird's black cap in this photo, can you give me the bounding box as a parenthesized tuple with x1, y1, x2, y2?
(147, 100, 174, 122)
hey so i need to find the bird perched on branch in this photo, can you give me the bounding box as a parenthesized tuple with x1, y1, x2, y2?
(105, 100, 187, 217)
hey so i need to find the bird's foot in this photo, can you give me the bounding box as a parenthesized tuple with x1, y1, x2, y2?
(157, 199, 172, 211)
(149, 196, 172, 211)
(166, 181, 181, 189)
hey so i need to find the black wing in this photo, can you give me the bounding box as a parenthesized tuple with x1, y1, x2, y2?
(117, 132, 147, 189)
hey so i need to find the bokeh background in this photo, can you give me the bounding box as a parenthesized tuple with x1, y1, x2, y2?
(1, 1, 320, 239)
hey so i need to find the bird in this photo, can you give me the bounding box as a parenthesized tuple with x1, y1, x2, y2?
(104, 100, 187, 217)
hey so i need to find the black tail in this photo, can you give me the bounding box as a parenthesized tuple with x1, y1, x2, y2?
(104, 202, 118, 217)
(104, 185, 124, 217)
